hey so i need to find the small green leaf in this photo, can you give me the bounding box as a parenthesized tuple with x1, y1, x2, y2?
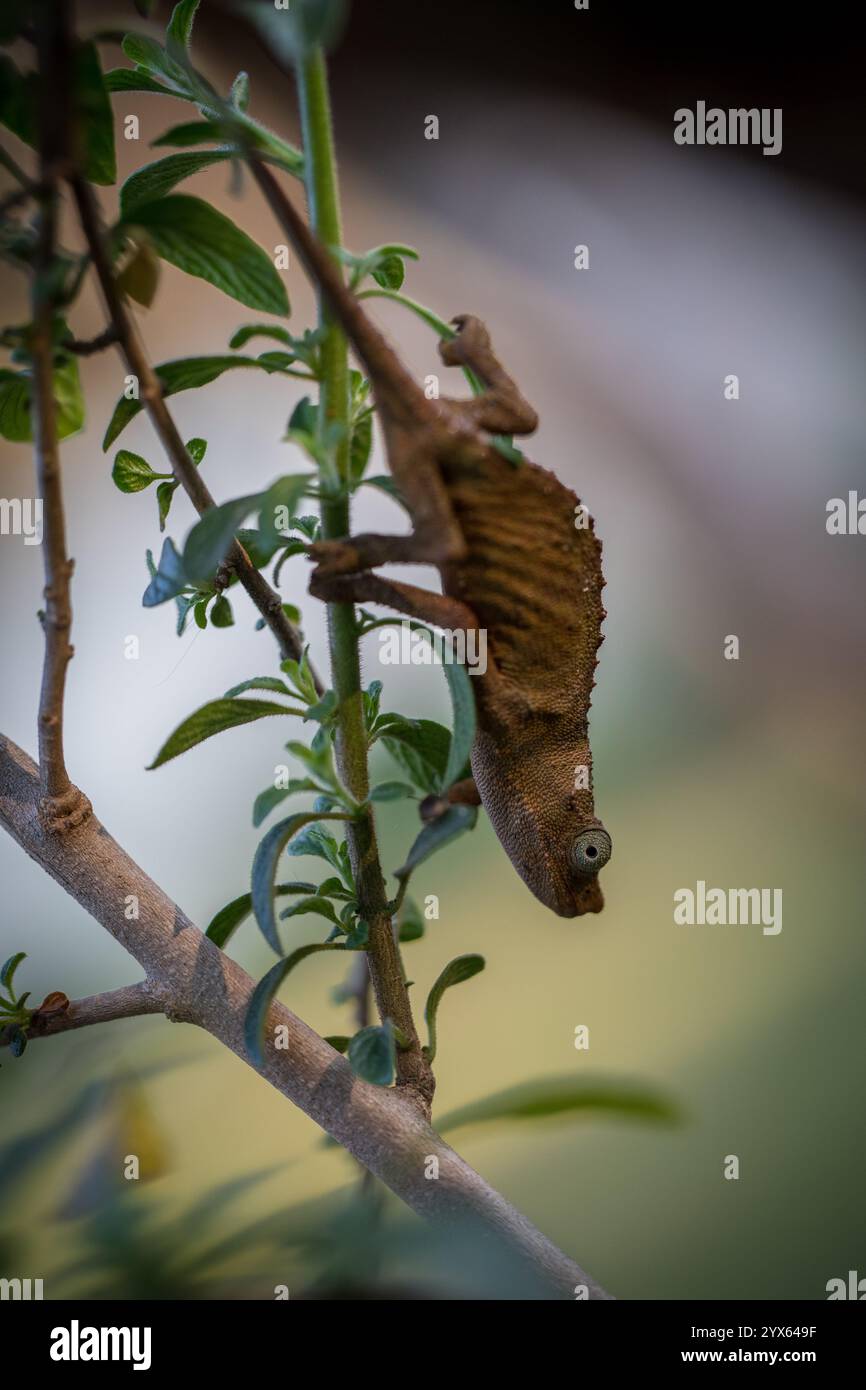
(225, 676, 293, 699)
(230, 70, 250, 113)
(120, 150, 232, 217)
(156, 480, 178, 531)
(0, 356, 84, 444)
(424, 954, 484, 1062)
(149, 698, 298, 770)
(398, 897, 425, 943)
(245, 942, 344, 1065)
(435, 1077, 680, 1136)
(112, 449, 164, 493)
(152, 118, 231, 147)
(0, 953, 25, 992)
(380, 718, 451, 793)
(441, 660, 476, 792)
(142, 536, 187, 606)
(303, 689, 338, 725)
(205, 882, 318, 949)
(210, 594, 233, 627)
(8, 1027, 27, 1058)
(120, 195, 288, 315)
(252, 779, 321, 828)
(251, 813, 347, 953)
(104, 67, 174, 96)
(347, 1021, 395, 1087)
(182, 491, 261, 582)
(229, 323, 293, 351)
(324, 1035, 350, 1054)
(285, 822, 343, 873)
(166, 0, 200, 56)
(368, 781, 415, 803)
(115, 236, 161, 307)
(279, 895, 340, 927)
(396, 804, 478, 880)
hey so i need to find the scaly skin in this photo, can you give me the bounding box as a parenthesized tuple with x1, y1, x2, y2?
(255, 166, 611, 916)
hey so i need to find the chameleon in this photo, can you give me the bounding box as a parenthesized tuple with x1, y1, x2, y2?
(253, 170, 611, 917)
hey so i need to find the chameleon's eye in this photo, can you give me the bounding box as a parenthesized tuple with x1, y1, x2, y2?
(571, 829, 612, 876)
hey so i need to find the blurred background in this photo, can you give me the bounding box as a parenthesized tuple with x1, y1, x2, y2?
(1, 0, 864, 1298)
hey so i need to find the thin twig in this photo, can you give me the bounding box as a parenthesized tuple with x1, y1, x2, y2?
(30, 0, 90, 834)
(64, 324, 119, 356)
(67, 174, 321, 683)
(0, 981, 165, 1047)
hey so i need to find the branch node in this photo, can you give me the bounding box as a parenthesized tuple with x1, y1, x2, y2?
(37, 784, 92, 834)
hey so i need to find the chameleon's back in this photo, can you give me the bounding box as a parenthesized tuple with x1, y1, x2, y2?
(439, 445, 605, 721)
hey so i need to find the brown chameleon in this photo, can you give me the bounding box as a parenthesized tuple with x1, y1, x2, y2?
(257, 175, 611, 917)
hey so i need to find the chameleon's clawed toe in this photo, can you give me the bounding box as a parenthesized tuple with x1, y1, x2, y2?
(439, 313, 490, 367)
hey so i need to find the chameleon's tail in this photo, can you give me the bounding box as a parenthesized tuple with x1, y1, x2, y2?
(249, 159, 428, 419)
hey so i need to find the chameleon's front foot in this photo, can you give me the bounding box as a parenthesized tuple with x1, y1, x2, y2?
(438, 314, 490, 367)
(307, 538, 364, 578)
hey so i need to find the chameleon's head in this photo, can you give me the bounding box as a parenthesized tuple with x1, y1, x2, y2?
(471, 731, 612, 918)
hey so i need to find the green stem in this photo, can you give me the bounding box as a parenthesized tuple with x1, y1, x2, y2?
(297, 49, 434, 1113)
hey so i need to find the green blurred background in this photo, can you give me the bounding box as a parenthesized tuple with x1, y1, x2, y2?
(1, 0, 865, 1299)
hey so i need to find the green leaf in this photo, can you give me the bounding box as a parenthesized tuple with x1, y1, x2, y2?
(324, 1035, 350, 1054)
(103, 355, 297, 448)
(303, 689, 338, 725)
(76, 41, 117, 186)
(285, 822, 343, 872)
(380, 718, 450, 793)
(257, 474, 311, 548)
(225, 676, 293, 699)
(104, 67, 175, 96)
(245, 942, 344, 1065)
(424, 954, 484, 1062)
(120, 195, 288, 314)
(435, 1076, 680, 1136)
(8, 1027, 27, 1058)
(252, 779, 321, 828)
(142, 537, 187, 606)
(279, 894, 340, 927)
(251, 813, 346, 953)
(229, 323, 293, 351)
(441, 660, 476, 791)
(0, 356, 84, 444)
(396, 804, 478, 880)
(349, 409, 373, 480)
(112, 449, 164, 493)
(120, 34, 193, 93)
(368, 781, 415, 803)
(347, 1021, 395, 1087)
(398, 897, 425, 943)
(152, 118, 232, 147)
(230, 71, 250, 113)
(0, 952, 25, 992)
(166, 0, 200, 56)
(156, 481, 176, 531)
(115, 236, 161, 307)
(120, 151, 232, 217)
(182, 491, 261, 582)
(148, 698, 297, 770)
(205, 882, 318, 949)
(210, 594, 234, 627)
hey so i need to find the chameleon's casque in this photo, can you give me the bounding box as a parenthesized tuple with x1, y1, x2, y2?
(263, 175, 610, 917)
